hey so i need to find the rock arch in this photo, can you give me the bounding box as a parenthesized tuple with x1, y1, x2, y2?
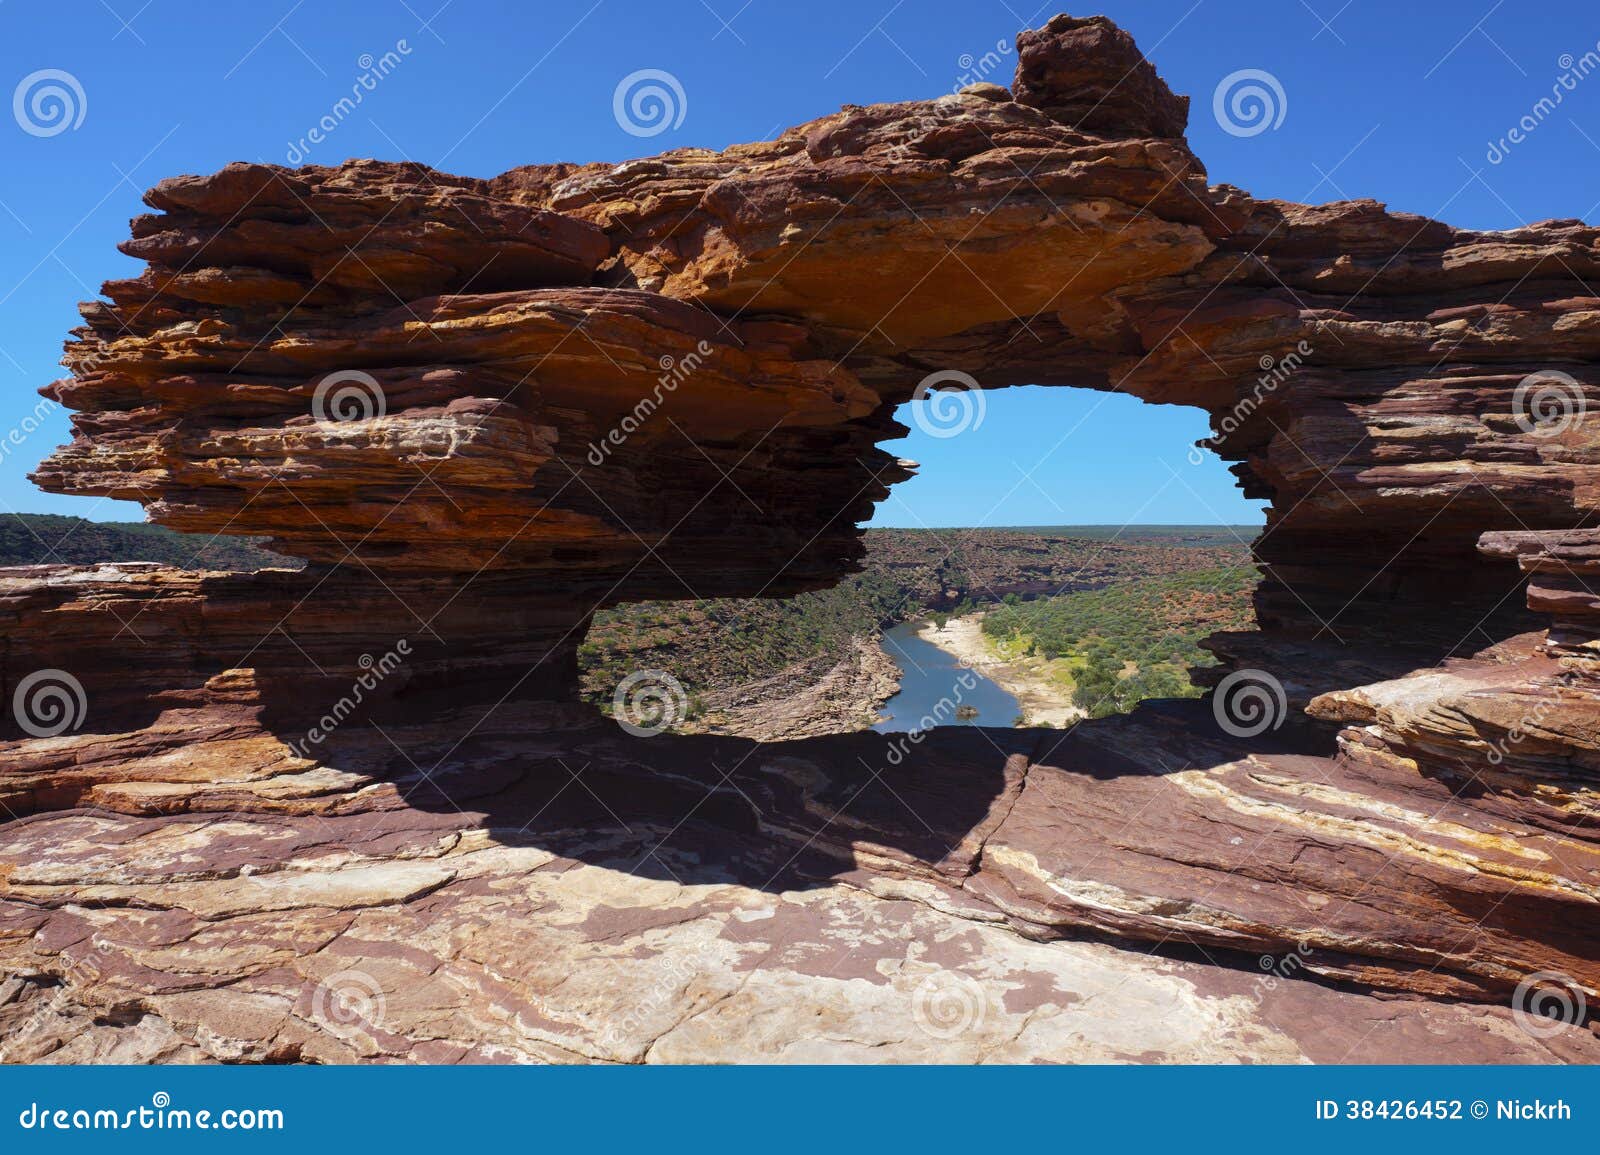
(5, 15, 1599, 1038)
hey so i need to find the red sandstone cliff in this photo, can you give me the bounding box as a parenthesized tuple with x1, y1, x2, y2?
(3, 15, 1597, 1062)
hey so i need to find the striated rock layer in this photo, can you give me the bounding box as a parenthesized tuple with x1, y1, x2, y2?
(3, 675, 1596, 1063)
(5, 14, 1600, 1060)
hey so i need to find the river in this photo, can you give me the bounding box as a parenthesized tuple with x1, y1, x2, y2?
(872, 621, 1021, 733)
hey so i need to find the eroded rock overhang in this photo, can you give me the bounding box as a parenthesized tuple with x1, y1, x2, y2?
(5, 14, 1600, 1019)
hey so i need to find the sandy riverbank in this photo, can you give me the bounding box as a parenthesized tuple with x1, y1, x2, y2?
(917, 614, 1084, 728)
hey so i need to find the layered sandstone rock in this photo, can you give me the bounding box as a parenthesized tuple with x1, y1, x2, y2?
(5, 13, 1599, 1061)
(2, 687, 1596, 1063)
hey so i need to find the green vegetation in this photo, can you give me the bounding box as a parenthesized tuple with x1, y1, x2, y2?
(0, 514, 289, 571)
(585, 539, 1258, 716)
(4, 510, 1260, 724)
(981, 566, 1257, 718)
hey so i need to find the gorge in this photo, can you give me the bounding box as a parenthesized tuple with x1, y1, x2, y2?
(3, 13, 1599, 1062)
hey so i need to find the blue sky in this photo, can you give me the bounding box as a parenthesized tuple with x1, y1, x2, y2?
(2, 1, 1597, 529)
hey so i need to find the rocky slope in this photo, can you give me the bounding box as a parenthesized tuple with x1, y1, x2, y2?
(859, 527, 1252, 608)
(0, 513, 284, 570)
(684, 634, 901, 740)
(4, 14, 1598, 1061)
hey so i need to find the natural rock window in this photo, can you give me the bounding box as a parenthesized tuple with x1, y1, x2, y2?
(576, 386, 1266, 739)
(4, 14, 1596, 1061)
